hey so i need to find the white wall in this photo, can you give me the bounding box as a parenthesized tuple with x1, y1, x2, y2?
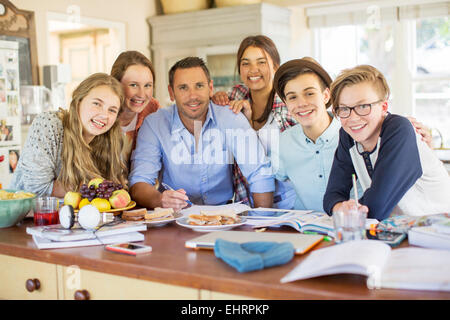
(13, 0, 157, 73)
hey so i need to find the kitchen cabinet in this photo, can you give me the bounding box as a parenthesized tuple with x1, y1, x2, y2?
(147, 3, 291, 106)
(58, 265, 199, 300)
(0, 254, 58, 300)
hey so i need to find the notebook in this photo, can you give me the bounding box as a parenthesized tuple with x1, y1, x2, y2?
(185, 230, 324, 255)
(408, 226, 450, 250)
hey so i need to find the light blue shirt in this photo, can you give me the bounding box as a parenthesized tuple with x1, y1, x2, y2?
(129, 102, 275, 205)
(272, 114, 341, 211)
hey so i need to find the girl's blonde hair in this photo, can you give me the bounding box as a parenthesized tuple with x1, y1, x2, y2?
(330, 65, 390, 110)
(57, 73, 128, 192)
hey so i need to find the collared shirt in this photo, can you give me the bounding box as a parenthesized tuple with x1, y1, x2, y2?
(129, 102, 275, 205)
(273, 114, 341, 211)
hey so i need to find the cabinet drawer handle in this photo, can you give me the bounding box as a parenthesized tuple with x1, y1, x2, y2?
(25, 278, 41, 292)
(74, 289, 90, 300)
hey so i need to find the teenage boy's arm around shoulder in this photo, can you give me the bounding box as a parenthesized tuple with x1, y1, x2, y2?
(323, 130, 355, 215)
(359, 118, 423, 220)
(128, 117, 163, 209)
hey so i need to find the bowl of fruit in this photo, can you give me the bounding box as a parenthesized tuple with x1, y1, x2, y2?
(63, 178, 135, 214)
(0, 189, 36, 228)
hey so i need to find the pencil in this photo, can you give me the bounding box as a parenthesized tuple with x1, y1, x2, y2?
(352, 174, 359, 207)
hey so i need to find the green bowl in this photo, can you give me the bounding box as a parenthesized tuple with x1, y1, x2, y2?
(0, 189, 37, 228)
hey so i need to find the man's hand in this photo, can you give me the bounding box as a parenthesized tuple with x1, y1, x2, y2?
(160, 189, 190, 212)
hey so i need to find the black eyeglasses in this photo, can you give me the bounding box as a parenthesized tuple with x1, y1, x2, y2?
(334, 100, 382, 119)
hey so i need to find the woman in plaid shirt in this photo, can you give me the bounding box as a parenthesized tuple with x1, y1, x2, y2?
(212, 35, 298, 209)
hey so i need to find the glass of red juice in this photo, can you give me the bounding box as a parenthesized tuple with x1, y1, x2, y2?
(34, 197, 60, 226)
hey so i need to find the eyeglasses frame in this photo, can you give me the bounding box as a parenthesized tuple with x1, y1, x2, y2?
(334, 99, 384, 119)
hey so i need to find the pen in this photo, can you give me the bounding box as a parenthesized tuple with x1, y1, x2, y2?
(161, 182, 193, 206)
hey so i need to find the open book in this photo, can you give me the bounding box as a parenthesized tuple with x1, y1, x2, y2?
(281, 240, 450, 292)
(245, 211, 335, 235)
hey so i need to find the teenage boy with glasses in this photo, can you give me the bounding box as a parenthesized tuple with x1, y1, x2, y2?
(324, 65, 450, 220)
(272, 58, 433, 213)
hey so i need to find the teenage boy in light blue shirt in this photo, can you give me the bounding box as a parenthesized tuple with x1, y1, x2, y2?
(271, 58, 343, 212)
(129, 57, 274, 211)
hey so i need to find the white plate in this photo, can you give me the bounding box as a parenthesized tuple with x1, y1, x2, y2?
(142, 211, 182, 227)
(176, 217, 247, 232)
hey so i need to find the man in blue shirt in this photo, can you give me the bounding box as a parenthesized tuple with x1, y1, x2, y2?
(129, 57, 274, 211)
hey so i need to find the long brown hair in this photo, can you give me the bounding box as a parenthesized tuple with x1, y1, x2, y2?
(236, 35, 280, 124)
(57, 73, 128, 191)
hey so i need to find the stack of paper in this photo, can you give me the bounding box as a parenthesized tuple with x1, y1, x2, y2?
(26, 222, 147, 250)
(408, 225, 450, 251)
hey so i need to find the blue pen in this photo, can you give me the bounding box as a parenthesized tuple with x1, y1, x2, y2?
(161, 182, 193, 206)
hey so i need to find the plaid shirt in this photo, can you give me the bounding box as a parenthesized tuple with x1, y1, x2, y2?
(229, 84, 298, 205)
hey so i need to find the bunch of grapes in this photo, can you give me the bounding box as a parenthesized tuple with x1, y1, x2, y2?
(80, 180, 124, 202)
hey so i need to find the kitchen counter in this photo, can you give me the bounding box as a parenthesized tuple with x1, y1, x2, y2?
(0, 218, 449, 300)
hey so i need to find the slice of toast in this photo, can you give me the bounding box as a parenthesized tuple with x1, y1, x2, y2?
(122, 208, 146, 221)
(145, 207, 174, 220)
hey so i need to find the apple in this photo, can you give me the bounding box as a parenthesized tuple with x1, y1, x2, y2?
(109, 189, 131, 209)
(88, 178, 104, 189)
(64, 191, 82, 209)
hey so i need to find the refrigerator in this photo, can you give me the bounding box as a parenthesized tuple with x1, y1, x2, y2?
(0, 40, 21, 189)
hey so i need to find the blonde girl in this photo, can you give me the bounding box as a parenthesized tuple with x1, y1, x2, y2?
(10, 73, 127, 197)
(212, 35, 298, 208)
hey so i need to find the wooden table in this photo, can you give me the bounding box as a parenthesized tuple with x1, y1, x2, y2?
(0, 218, 449, 300)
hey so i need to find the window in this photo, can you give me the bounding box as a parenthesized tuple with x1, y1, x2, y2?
(316, 24, 395, 82)
(309, 1, 450, 149)
(413, 17, 450, 148)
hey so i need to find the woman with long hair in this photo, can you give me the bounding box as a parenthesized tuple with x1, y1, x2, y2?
(212, 35, 298, 208)
(110, 51, 160, 160)
(10, 73, 127, 197)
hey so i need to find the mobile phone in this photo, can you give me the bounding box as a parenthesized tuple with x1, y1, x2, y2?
(105, 243, 152, 255)
(366, 230, 406, 247)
